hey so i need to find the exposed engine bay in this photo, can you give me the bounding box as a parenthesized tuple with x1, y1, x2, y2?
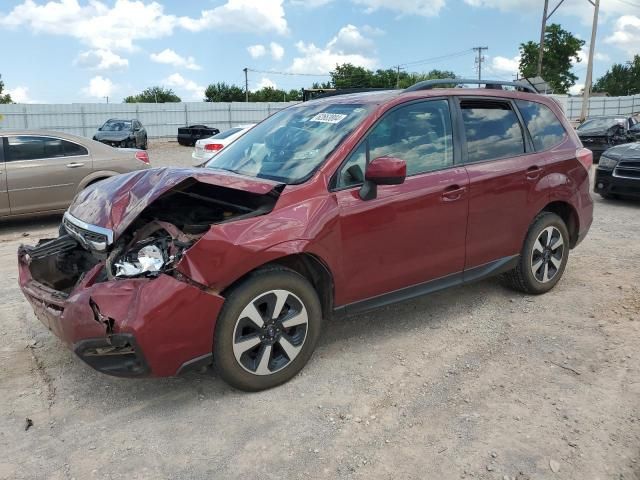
(21, 179, 281, 295)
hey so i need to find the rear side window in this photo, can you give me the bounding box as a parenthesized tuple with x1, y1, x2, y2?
(461, 100, 525, 163)
(212, 127, 244, 139)
(516, 100, 567, 151)
(6, 136, 65, 161)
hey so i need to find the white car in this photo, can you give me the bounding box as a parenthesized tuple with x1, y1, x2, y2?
(192, 124, 255, 165)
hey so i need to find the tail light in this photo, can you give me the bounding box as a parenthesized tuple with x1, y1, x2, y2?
(576, 148, 592, 171)
(135, 151, 150, 164)
(204, 143, 224, 152)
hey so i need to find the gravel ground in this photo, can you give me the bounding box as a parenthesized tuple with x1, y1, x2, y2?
(1, 141, 639, 480)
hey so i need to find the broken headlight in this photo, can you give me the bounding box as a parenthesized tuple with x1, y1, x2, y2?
(113, 240, 170, 278)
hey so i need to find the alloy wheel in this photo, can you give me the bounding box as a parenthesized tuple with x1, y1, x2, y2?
(530, 226, 564, 283)
(232, 289, 309, 375)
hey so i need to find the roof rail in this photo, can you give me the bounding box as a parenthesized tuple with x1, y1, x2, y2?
(404, 78, 537, 94)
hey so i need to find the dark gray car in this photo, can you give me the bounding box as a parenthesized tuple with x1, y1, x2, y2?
(93, 119, 148, 150)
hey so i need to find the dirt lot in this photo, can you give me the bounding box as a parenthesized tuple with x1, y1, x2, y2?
(1, 141, 639, 480)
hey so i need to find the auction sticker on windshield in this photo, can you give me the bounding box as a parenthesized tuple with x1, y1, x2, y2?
(310, 113, 348, 124)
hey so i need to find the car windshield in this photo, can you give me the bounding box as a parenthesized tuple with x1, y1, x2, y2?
(578, 118, 624, 130)
(210, 127, 245, 140)
(101, 120, 132, 131)
(205, 103, 372, 183)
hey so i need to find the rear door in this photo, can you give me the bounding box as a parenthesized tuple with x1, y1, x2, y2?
(457, 97, 548, 272)
(0, 138, 9, 216)
(5, 135, 92, 215)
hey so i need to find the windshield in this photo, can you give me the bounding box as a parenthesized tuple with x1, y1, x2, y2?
(211, 127, 245, 140)
(578, 118, 624, 131)
(101, 120, 132, 131)
(205, 103, 372, 183)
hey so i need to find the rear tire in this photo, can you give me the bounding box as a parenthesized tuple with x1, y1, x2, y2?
(503, 212, 570, 294)
(213, 267, 322, 391)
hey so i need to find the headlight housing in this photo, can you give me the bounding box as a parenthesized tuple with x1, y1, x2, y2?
(598, 155, 618, 170)
(113, 240, 169, 278)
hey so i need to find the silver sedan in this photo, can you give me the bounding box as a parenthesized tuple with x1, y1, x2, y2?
(0, 130, 150, 218)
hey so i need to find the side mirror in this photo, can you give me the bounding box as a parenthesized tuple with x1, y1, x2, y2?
(359, 156, 406, 200)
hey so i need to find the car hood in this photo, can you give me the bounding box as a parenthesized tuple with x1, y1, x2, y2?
(67, 167, 283, 240)
(601, 142, 640, 160)
(577, 126, 614, 136)
(94, 131, 133, 141)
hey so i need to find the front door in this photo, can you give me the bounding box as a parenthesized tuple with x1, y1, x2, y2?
(5, 135, 92, 215)
(332, 99, 469, 306)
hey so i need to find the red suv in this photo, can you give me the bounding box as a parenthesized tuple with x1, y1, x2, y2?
(18, 80, 593, 391)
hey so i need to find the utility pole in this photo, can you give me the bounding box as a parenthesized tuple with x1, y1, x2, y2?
(537, 0, 567, 77)
(537, 0, 549, 77)
(580, 0, 600, 121)
(473, 47, 488, 85)
(395, 65, 404, 89)
(243, 67, 249, 102)
(104, 96, 109, 104)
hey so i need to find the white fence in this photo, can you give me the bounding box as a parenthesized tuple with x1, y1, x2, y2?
(1, 95, 639, 138)
(551, 94, 640, 120)
(0, 102, 298, 139)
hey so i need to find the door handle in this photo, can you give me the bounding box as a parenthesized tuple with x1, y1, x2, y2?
(66, 162, 85, 168)
(441, 185, 466, 202)
(525, 165, 544, 180)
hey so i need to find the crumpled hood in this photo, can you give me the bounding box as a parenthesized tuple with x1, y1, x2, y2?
(94, 131, 133, 141)
(67, 167, 282, 240)
(601, 142, 640, 161)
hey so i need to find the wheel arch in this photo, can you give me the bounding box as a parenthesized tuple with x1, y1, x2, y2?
(220, 252, 335, 319)
(77, 170, 118, 191)
(540, 200, 580, 248)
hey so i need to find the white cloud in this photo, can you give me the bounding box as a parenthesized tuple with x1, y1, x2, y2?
(248, 42, 285, 60)
(248, 44, 267, 58)
(0, 0, 288, 52)
(569, 83, 584, 96)
(270, 42, 285, 60)
(575, 46, 610, 65)
(179, 0, 288, 35)
(352, 0, 445, 17)
(327, 24, 375, 54)
(289, 24, 377, 74)
(75, 49, 128, 70)
(289, 0, 334, 7)
(164, 73, 205, 100)
(254, 77, 277, 91)
(604, 15, 640, 56)
(463, 0, 639, 24)
(6, 86, 35, 103)
(82, 75, 115, 99)
(490, 55, 520, 75)
(150, 48, 200, 70)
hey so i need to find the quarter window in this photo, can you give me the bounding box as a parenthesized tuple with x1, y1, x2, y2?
(461, 100, 525, 163)
(63, 140, 88, 157)
(336, 100, 454, 188)
(516, 100, 567, 151)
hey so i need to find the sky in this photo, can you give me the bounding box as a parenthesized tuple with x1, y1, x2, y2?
(0, 0, 638, 104)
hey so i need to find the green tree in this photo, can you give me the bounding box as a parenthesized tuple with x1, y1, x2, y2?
(0, 74, 13, 104)
(519, 24, 584, 94)
(593, 55, 640, 96)
(204, 82, 245, 102)
(124, 86, 181, 103)
(328, 64, 457, 89)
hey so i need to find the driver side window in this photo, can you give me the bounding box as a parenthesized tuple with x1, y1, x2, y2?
(336, 99, 454, 189)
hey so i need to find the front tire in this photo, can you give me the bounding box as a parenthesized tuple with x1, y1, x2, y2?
(213, 267, 322, 391)
(503, 212, 570, 294)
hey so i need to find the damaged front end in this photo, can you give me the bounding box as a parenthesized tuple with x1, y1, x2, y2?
(18, 170, 284, 377)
